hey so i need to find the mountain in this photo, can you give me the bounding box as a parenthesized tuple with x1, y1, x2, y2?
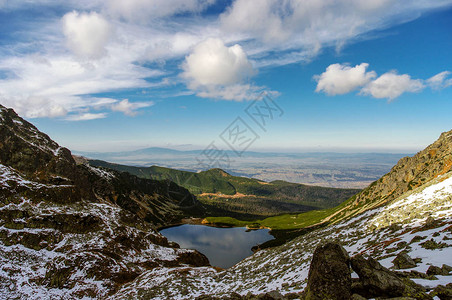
(0, 105, 208, 298)
(87, 160, 360, 218)
(76, 147, 408, 190)
(1, 104, 451, 299)
(112, 130, 452, 299)
(323, 129, 452, 224)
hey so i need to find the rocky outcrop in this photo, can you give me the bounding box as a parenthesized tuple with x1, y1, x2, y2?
(392, 252, 417, 270)
(325, 129, 452, 223)
(302, 243, 433, 299)
(0, 104, 203, 226)
(431, 283, 452, 299)
(0, 105, 209, 298)
(303, 242, 351, 299)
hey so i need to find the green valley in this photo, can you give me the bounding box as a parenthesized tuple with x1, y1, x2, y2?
(87, 159, 360, 219)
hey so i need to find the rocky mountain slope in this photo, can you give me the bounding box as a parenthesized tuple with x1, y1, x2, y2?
(112, 130, 452, 299)
(0, 105, 208, 298)
(1, 104, 451, 299)
(324, 129, 452, 224)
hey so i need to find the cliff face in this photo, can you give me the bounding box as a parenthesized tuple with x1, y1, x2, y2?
(0, 105, 208, 298)
(0, 105, 203, 225)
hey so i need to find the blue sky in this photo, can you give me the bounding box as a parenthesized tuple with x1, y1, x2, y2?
(0, 0, 451, 153)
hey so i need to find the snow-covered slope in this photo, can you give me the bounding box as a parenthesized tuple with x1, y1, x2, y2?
(113, 170, 452, 299)
(0, 105, 209, 299)
(1, 104, 451, 299)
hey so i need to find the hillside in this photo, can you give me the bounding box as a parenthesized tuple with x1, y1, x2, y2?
(0, 105, 209, 298)
(114, 130, 452, 299)
(1, 104, 451, 299)
(87, 160, 359, 218)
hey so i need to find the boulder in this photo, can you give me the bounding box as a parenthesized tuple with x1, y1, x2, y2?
(431, 283, 452, 300)
(426, 265, 449, 276)
(350, 255, 431, 299)
(442, 264, 452, 274)
(303, 242, 351, 300)
(392, 252, 417, 269)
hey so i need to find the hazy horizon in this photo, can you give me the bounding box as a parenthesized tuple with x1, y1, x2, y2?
(1, 1, 451, 155)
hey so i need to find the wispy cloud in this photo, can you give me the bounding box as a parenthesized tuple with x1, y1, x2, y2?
(427, 71, 452, 90)
(65, 112, 107, 121)
(111, 99, 153, 116)
(1, 0, 452, 118)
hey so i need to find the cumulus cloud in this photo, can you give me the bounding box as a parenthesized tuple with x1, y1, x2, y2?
(62, 11, 112, 59)
(181, 38, 268, 101)
(182, 38, 254, 87)
(2, 1, 452, 119)
(427, 71, 452, 90)
(314, 63, 376, 95)
(313, 63, 444, 100)
(111, 99, 153, 116)
(360, 71, 424, 100)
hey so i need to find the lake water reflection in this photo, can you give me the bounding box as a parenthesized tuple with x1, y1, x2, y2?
(160, 224, 274, 269)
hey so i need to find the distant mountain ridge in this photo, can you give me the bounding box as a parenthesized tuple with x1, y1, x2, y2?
(87, 159, 360, 218)
(76, 146, 410, 189)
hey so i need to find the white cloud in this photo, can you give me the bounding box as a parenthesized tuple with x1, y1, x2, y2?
(1, 0, 452, 119)
(106, 0, 215, 21)
(314, 63, 444, 100)
(427, 71, 452, 90)
(182, 38, 254, 87)
(62, 11, 113, 59)
(220, 0, 452, 64)
(361, 71, 425, 100)
(181, 38, 267, 101)
(65, 112, 107, 121)
(314, 63, 376, 95)
(0, 51, 160, 118)
(111, 99, 153, 116)
(197, 84, 271, 101)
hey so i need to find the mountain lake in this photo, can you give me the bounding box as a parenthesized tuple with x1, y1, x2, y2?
(160, 224, 274, 269)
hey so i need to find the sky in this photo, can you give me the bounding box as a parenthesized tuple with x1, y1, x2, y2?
(0, 0, 451, 153)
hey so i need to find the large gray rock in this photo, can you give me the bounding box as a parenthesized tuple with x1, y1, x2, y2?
(392, 252, 417, 269)
(351, 255, 431, 299)
(303, 242, 351, 300)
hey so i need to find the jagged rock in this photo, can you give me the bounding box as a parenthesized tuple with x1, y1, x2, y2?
(176, 250, 210, 267)
(303, 242, 351, 300)
(431, 283, 452, 300)
(351, 255, 407, 297)
(351, 255, 431, 299)
(392, 252, 417, 269)
(420, 238, 450, 250)
(426, 265, 449, 276)
(262, 291, 285, 299)
(0, 104, 211, 298)
(442, 264, 452, 274)
(395, 270, 437, 280)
